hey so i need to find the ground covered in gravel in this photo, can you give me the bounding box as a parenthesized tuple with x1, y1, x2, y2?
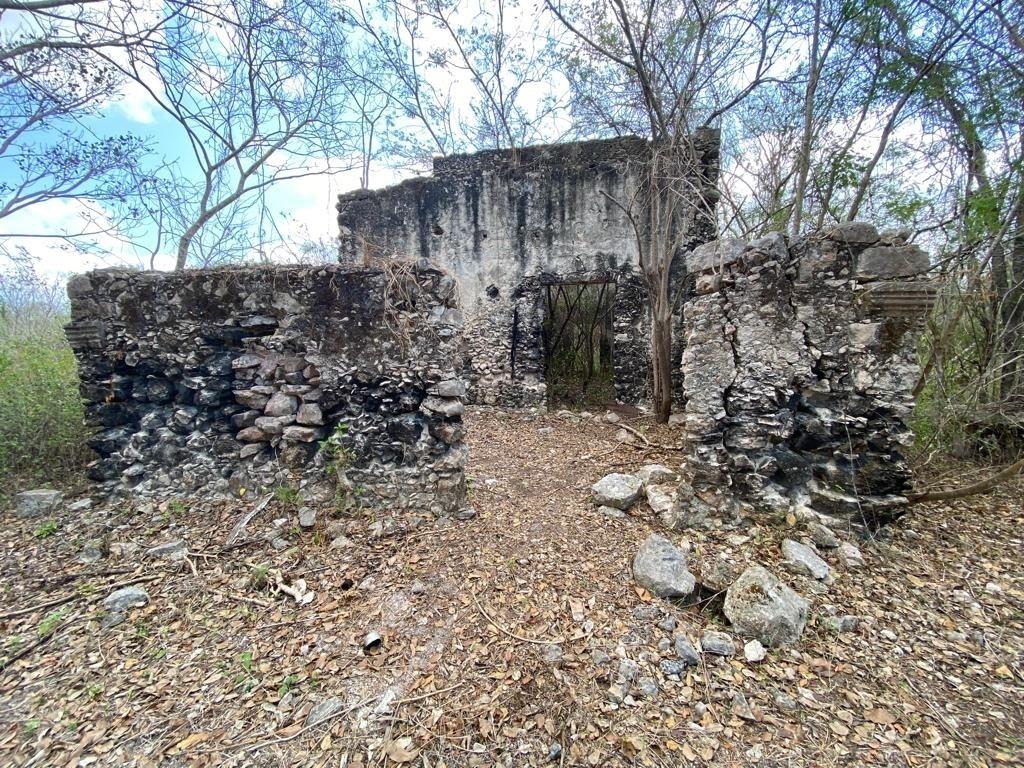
(0, 407, 1022, 767)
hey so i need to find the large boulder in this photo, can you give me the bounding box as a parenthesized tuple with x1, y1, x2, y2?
(724, 565, 809, 647)
(15, 489, 63, 519)
(632, 535, 696, 599)
(592, 473, 643, 510)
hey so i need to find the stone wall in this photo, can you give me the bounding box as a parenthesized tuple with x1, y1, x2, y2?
(673, 223, 934, 528)
(338, 131, 720, 406)
(64, 264, 468, 515)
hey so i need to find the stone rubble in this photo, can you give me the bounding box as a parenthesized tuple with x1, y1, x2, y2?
(781, 539, 830, 580)
(631, 535, 696, 599)
(724, 565, 810, 647)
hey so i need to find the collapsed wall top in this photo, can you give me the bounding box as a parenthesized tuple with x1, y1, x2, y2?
(64, 263, 468, 515)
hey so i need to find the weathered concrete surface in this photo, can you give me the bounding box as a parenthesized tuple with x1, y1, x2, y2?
(338, 132, 720, 407)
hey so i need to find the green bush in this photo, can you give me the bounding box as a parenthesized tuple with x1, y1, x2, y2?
(0, 302, 89, 492)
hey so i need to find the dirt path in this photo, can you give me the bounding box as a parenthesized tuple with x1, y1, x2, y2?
(0, 408, 1021, 766)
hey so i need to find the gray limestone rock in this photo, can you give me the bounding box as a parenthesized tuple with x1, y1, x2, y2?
(305, 696, 345, 727)
(599, 505, 626, 519)
(103, 585, 149, 613)
(808, 522, 841, 549)
(687, 237, 746, 273)
(644, 484, 675, 515)
(265, 392, 299, 417)
(146, 539, 187, 560)
(77, 539, 107, 564)
(632, 535, 696, 598)
(857, 243, 929, 278)
(781, 539, 830, 580)
(15, 489, 63, 519)
(420, 396, 464, 418)
(837, 541, 865, 569)
(674, 635, 700, 666)
(298, 507, 316, 528)
(637, 464, 679, 485)
(699, 629, 735, 656)
(828, 221, 880, 246)
(724, 565, 809, 647)
(283, 425, 321, 443)
(592, 473, 643, 510)
(296, 403, 324, 426)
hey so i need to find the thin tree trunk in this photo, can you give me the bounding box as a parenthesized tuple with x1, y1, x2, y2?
(650, 295, 673, 424)
(789, 0, 821, 238)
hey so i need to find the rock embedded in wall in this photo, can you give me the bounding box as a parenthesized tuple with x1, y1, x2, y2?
(65, 264, 469, 516)
(676, 223, 934, 528)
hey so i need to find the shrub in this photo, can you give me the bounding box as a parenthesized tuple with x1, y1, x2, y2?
(0, 265, 90, 493)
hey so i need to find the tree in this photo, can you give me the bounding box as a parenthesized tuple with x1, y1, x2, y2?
(93, 0, 360, 269)
(0, 0, 157, 253)
(547, 0, 783, 421)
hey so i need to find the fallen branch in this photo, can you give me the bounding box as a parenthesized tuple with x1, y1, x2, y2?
(472, 590, 565, 645)
(0, 609, 83, 672)
(224, 494, 273, 547)
(0, 574, 160, 621)
(906, 457, 1024, 504)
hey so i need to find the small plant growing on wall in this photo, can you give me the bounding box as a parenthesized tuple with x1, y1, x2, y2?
(318, 423, 358, 511)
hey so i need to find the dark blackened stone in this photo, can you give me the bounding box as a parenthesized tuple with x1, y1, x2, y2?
(232, 409, 260, 430)
(87, 460, 119, 482)
(174, 382, 195, 404)
(772, 446, 811, 476)
(194, 387, 227, 405)
(154, 442, 185, 465)
(202, 354, 234, 376)
(146, 378, 175, 403)
(88, 426, 133, 455)
(212, 435, 239, 456)
(86, 402, 135, 428)
(388, 413, 424, 442)
(429, 421, 465, 444)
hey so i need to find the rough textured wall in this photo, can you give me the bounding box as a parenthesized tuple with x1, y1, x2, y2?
(338, 132, 720, 405)
(65, 265, 468, 516)
(673, 223, 933, 528)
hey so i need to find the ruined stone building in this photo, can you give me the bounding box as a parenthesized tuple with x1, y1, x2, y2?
(65, 131, 933, 526)
(337, 131, 721, 407)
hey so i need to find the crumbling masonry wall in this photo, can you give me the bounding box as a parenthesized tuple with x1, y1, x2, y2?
(338, 132, 720, 406)
(65, 265, 468, 515)
(674, 224, 933, 527)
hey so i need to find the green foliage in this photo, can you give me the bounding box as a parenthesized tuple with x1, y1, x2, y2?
(33, 520, 58, 539)
(37, 608, 65, 637)
(0, 306, 89, 493)
(273, 483, 299, 506)
(543, 282, 616, 409)
(278, 673, 300, 697)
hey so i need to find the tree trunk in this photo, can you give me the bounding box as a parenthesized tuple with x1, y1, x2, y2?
(650, 299, 673, 424)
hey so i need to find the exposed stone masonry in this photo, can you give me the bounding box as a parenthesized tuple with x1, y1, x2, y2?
(65, 264, 468, 515)
(675, 223, 934, 527)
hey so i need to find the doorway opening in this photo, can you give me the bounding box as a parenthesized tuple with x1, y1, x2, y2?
(542, 280, 617, 408)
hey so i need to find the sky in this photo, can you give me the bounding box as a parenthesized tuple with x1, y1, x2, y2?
(0, 0, 552, 283)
